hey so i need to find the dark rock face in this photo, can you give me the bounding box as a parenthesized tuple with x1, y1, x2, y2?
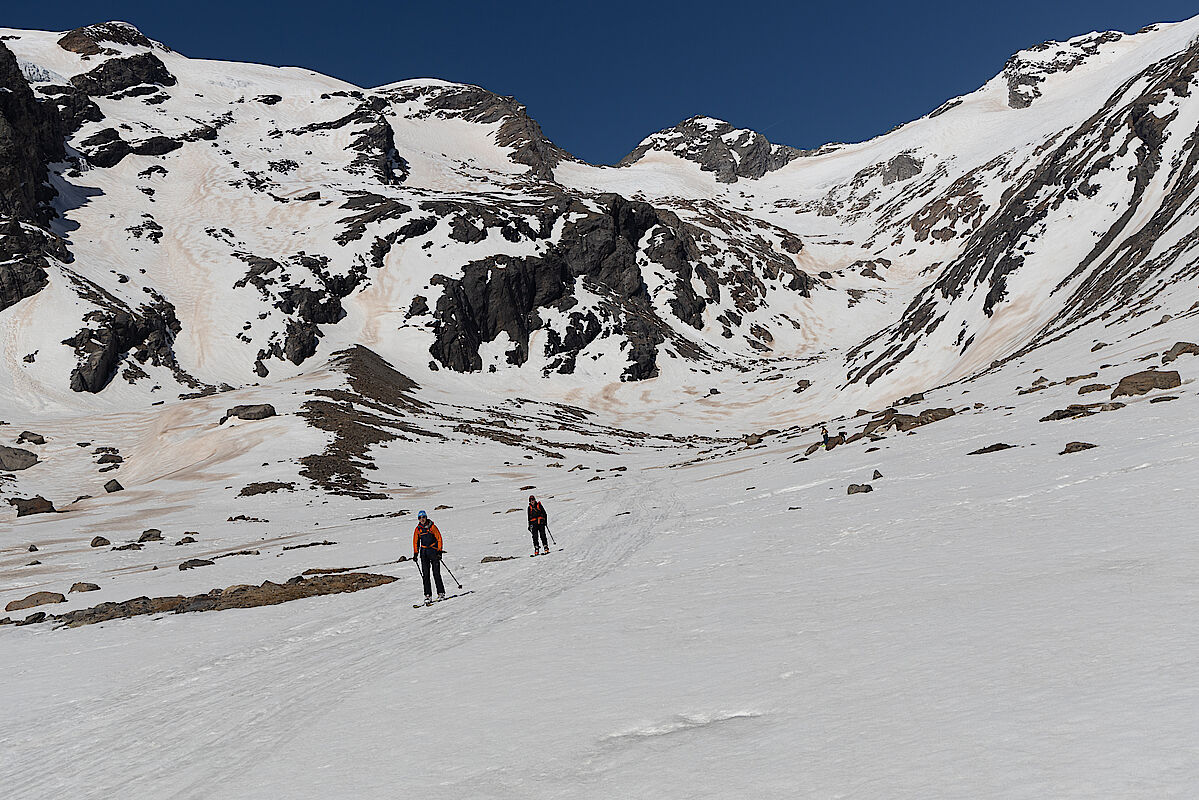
(5, 591, 66, 612)
(70, 53, 176, 97)
(1111, 369, 1181, 398)
(220, 404, 277, 424)
(0, 43, 67, 314)
(0, 445, 39, 471)
(138, 529, 164, 542)
(78, 127, 131, 168)
(61, 300, 188, 393)
(0, 43, 65, 225)
(1061, 441, 1098, 454)
(179, 558, 215, 571)
(90, 536, 110, 547)
(619, 116, 806, 183)
(431, 194, 702, 381)
(10, 496, 55, 516)
(103, 479, 123, 493)
(69, 582, 101, 593)
(16, 431, 45, 445)
(847, 484, 874, 495)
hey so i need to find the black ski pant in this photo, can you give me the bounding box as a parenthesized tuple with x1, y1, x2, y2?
(530, 521, 548, 550)
(420, 549, 445, 597)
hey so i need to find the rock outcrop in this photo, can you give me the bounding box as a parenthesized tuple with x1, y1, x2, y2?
(1111, 369, 1181, 398)
(5, 591, 66, 612)
(0, 445, 39, 471)
(9, 496, 55, 516)
(220, 404, 277, 424)
(50, 572, 397, 628)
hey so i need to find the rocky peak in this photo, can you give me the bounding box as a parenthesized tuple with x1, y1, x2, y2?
(57, 22, 168, 56)
(383, 80, 574, 180)
(618, 115, 807, 182)
(1002, 30, 1123, 109)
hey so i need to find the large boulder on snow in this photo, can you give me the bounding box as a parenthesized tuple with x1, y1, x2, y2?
(1111, 369, 1181, 399)
(220, 404, 277, 425)
(5, 591, 66, 612)
(9, 496, 54, 516)
(1162, 342, 1199, 365)
(0, 445, 38, 471)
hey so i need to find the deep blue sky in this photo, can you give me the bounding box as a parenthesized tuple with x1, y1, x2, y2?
(6, 1, 1198, 164)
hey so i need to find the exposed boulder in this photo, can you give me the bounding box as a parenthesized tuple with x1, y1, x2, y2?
(1111, 369, 1181, 399)
(0, 445, 39, 471)
(5, 591, 66, 612)
(179, 558, 214, 570)
(847, 484, 873, 495)
(968, 443, 1016, 455)
(220, 404, 277, 424)
(103, 479, 123, 493)
(138, 529, 163, 542)
(481, 555, 517, 563)
(16, 431, 45, 445)
(1162, 342, 1199, 364)
(69, 582, 101, 593)
(90, 536, 110, 547)
(872, 469, 883, 479)
(1061, 442, 1098, 454)
(9, 496, 54, 516)
(1077, 383, 1110, 395)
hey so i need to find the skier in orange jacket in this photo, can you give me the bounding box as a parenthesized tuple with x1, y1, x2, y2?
(528, 495, 549, 555)
(412, 510, 445, 602)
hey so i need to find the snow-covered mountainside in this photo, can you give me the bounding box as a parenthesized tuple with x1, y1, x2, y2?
(3, 18, 1199, 799)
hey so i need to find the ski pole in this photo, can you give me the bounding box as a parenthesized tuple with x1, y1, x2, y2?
(546, 525, 556, 546)
(440, 556, 463, 589)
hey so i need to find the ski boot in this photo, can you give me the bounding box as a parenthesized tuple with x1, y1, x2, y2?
(424, 595, 433, 606)
(437, 593, 446, 601)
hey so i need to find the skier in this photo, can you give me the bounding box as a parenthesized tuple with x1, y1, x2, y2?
(528, 495, 549, 555)
(412, 510, 445, 603)
(821, 426, 830, 450)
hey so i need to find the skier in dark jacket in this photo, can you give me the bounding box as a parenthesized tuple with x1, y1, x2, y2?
(528, 495, 549, 555)
(412, 510, 445, 602)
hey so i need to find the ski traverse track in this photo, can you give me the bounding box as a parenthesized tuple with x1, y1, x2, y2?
(1, 471, 681, 799)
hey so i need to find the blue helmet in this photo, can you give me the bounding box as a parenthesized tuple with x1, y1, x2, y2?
(418, 510, 427, 518)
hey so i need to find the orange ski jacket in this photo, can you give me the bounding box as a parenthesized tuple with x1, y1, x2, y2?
(413, 520, 443, 554)
(528, 501, 547, 525)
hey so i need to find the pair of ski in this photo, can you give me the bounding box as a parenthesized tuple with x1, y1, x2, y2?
(413, 590, 474, 609)
(530, 548, 564, 557)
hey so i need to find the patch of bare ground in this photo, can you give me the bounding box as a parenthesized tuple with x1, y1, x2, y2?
(40, 573, 398, 628)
